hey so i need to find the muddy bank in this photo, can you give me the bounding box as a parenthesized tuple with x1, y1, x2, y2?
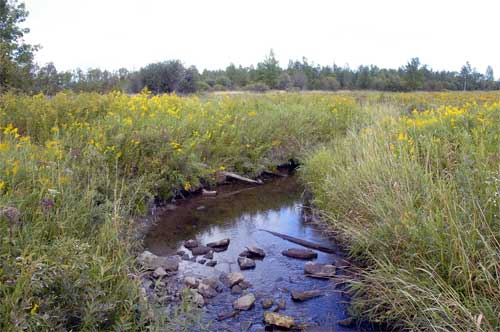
(139, 177, 375, 331)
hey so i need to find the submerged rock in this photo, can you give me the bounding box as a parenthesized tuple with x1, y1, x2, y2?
(282, 248, 318, 260)
(203, 251, 214, 260)
(238, 257, 256, 270)
(246, 246, 266, 258)
(239, 250, 250, 257)
(231, 285, 242, 294)
(304, 261, 336, 278)
(240, 321, 252, 331)
(264, 312, 295, 329)
(261, 298, 273, 309)
(239, 280, 253, 289)
(291, 290, 324, 301)
(183, 239, 198, 249)
(217, 310, 238, 321)
(198, 259, 206, 264)
(206, 260, 217, 267)
(137, 251, 179, 271)
(277, 299, 286, 310)
(233, 293, 256, 311)
(337, 317, 354, 327)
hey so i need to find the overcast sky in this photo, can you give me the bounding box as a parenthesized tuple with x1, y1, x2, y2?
(23, 0, 500, 77)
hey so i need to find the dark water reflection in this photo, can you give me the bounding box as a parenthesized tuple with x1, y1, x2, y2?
(145, 177, 370, 331)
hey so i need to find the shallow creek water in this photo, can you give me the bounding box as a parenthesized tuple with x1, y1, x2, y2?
(144, 177, 369, 331)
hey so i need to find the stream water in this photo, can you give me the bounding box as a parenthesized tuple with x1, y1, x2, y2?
(144, 177, 371, 331)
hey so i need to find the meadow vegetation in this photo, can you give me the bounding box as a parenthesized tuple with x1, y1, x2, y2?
(0, 90, 498, 331)
(0, 91, 360, 330)
(301, 92, 500, 331)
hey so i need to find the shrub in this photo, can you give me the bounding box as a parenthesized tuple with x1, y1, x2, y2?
(244, 82, 269, 93)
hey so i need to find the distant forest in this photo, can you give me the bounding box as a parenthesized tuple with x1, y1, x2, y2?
(10, 51, 500, 95)
(2, 1, 499, 95)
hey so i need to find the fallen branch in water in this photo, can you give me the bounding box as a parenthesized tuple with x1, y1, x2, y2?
(258, 229, 337, 254)
(217, 187, 256, 199)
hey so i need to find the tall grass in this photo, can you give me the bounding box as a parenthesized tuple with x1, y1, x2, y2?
(0, 91, 360, 331)
(301, 96, 500, 331)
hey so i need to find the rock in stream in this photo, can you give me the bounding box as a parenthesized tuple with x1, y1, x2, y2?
(233, 293, 256, 311)
(282, 248, 318, 260)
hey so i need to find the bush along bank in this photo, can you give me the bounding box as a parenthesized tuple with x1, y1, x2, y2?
(0, 91, 361, 331)
(300, 95, 500, 331)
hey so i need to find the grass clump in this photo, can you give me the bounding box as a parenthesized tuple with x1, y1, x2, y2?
(0, 91, 360, 331)
(301, 94, 500, 331)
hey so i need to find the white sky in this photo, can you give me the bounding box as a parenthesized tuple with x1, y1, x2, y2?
(23, 0, 500, 77)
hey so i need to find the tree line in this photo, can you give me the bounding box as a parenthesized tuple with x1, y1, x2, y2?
(1, 1, 499, 95)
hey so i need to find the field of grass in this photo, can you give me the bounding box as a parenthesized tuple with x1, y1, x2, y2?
(0, 91, 360, 331)
(0, 90, 498, 331)
(301, 92, 500, 331)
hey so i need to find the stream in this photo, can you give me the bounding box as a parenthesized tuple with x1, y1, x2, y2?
(144, 177, 371, 331)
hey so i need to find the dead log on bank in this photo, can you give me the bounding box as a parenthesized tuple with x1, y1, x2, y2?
(219, 171, 263, 185)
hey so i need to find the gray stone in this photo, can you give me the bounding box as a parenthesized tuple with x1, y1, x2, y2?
(152, 267, 167, 278)
(176, 250, 185, 256)
(197, 283, 218, 298)
(304, 261, 336, 279)
(264, 312, 295, 329)
(238, 257, 256, 270)
(184, 276, 199, 289)
(190, 246, 212, 256)
(198, 259, 206, 264)
(137, 251, 179, 271)
(246, 246, 265, 258)
(233, 293, 256, 311)
(206, 238, 230, 248)
(291, 290, 323, 301)
(282, 248, 318, 260)
(226, 272, 245, 287)
(202, 277, 224, 292)
(142, 278, 153, 290)
(277, 299, 286, 310)
(184, 239, 198, 249)
(239, 250, 250, 257)
(189, 289, 204, 307)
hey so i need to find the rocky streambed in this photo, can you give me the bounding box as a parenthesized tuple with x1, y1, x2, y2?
(138, 177, 374, 331)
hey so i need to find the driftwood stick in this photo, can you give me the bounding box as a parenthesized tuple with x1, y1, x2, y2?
(258, 229, 337, 254)
(220, 171, 263, 185)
